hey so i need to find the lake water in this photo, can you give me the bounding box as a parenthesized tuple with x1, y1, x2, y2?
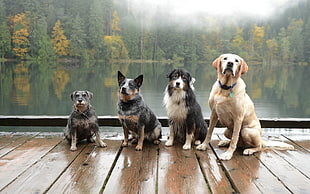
(0, 61, 310, 119)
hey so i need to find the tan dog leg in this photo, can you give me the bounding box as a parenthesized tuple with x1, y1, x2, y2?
(196, 111, 218, 150)
(135, 126, 144, 151)
(219, 120, 242, 160)
(241, 128, 262, 155)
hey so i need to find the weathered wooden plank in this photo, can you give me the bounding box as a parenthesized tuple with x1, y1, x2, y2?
(157, 142, 211, 194)
(1, 115, 310, 128)
(103, 141, 158, 194)
(195, 143, 235, 194)
(210, 140, 291, 194)
(48, 140, 121, 194)
(0, 133, 39, 158)
(0, 135, 62, 190)
(258, 150, 310, 193)
(1, 139, 86, 193)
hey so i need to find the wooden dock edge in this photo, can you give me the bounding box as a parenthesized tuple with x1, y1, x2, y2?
(0, 115, 310, 128)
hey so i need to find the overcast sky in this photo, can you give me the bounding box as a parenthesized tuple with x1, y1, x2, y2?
(129, 0, 301, 18)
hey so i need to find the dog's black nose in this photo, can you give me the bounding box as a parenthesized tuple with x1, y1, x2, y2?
(227, 62, 233, 68)
(121, 87, 127, 94)
(175, 82, 180, 87)
(78, 99, 83, 103)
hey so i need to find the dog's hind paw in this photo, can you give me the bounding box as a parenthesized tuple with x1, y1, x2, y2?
(196, 143, 208, 151)
(218, 140, 230, 147)
(243, 148, 256, 155)
(98, 140, 107, 148)
(219, 151, 233, 160)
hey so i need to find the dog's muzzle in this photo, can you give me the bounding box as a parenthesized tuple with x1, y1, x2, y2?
(76, 99, 86, 105)
(121, 87, 128, 95)
(223, 62, 234, 76)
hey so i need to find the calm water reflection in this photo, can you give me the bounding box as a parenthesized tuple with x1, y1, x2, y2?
(0, 61, 309, 118)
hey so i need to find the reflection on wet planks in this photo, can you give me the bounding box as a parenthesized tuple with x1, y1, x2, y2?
(0, 131, 309, 193)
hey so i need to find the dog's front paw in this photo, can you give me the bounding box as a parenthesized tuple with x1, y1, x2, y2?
(135, 145, 143, 151)
(218, 140, 230, 147)
(70, 146, 77, 151)
(165, 139, 173, 147)
(196, 143, 208, 151)
(182, 143, 191, 150)
(219, 151, 233, 160)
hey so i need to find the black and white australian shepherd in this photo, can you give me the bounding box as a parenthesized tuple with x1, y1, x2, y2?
(117, 71, 162, 151)
(164, 68, 208, 150)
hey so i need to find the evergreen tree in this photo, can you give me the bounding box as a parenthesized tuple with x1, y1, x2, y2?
(69, 14, 87, 59)
(87, 0, 106, 59)
(0, 0, 11, 58)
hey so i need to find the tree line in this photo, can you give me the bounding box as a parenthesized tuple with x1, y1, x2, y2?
(0, 0, 309, 65)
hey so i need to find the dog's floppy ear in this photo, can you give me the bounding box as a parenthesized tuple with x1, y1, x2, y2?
(86, 91, 93, 99)
(239, 57, 248, 75)
(118, 71, 126, 86)
(71, 91, 76, 101)
(166, 69, 175, 79)
(134, 74, 143, 88)
(212, 56, 222, 70)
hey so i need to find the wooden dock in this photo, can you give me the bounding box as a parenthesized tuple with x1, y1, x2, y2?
(0, 128, 309, 194)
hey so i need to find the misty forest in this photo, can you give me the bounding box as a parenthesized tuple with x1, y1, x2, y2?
(0, 0, 309, 65)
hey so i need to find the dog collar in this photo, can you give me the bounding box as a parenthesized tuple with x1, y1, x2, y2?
(218, 80, 237, 90)
(74, 109, 90, 120)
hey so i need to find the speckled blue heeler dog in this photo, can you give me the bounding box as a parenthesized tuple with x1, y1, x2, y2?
(117, 71, 162, 151)
(64, 91, 107, 151)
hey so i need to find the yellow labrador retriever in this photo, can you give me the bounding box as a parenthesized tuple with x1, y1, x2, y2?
(196, 53, 294, 160)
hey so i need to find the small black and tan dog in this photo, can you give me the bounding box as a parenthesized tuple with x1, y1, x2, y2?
(164, 68, 208, 150)
(117, 71, 162, 151)
(64, 91, 107, 151)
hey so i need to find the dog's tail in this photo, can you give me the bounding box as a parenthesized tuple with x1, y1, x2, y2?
(262, 140, 294, 150)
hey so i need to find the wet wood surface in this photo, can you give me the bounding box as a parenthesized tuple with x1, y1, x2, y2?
(0, 129, 309, 194)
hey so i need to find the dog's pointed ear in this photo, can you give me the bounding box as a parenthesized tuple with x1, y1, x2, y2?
(118, 71, 126, 85)
(134, 74, 143, 88)
(240, 58, 248, 75)
(71, 91, 76, 101)
(212, 56, 222, 70)
(86, 91, 93, 99)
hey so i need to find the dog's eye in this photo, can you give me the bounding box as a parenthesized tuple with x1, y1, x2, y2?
(82, 93, 87, 97)
(223, 57, 227, 60)
(235, 59, 239, 63)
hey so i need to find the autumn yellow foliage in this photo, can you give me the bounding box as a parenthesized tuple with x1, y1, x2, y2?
(51, 20, 70, 56)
